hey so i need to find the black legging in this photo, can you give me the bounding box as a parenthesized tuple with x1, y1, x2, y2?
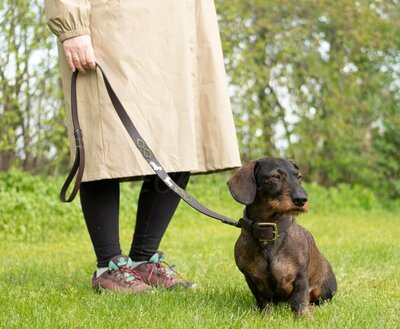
(79, 172, 190, 267)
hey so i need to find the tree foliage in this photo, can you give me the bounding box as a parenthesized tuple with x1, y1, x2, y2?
(0, 0, 68, 174)
(0, 0, 399, 198)
(216, 0, 400, 197)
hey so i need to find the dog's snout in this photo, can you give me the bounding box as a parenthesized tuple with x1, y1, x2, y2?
(293, 194, 308, 207)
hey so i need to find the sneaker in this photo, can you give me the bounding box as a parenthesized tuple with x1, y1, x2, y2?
(92, 255, 151, 293)
(132, 251, 194, 289)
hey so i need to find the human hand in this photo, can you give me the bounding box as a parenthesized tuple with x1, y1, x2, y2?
(63, 35, 96, 73)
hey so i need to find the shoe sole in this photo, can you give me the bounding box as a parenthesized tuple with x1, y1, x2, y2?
(93, 284, 154, 294)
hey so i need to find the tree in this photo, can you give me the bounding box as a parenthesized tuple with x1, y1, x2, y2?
(1, 0, 399, 198)
(217, 0, 400, 197)
(0, 0, 68, 173)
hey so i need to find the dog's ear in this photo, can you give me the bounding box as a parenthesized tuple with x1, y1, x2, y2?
(288, 158, 299, 170)
(227, 160, 257, 205)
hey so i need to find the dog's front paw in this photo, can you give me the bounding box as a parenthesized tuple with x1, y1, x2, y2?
(293, 306, 314, 319)
(259, 303, 273, 315)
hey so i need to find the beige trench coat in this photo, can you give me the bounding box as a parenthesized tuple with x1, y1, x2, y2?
(45, 0, 241, 181)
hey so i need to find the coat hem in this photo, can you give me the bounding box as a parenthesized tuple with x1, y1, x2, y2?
(81, 163, 242, 183)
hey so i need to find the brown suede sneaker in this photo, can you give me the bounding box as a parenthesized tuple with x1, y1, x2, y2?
(132, 252, 194, 289)
(92, 255, 151, 293)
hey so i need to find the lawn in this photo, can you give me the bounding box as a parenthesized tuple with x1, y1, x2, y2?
(0, 172, 399, 328)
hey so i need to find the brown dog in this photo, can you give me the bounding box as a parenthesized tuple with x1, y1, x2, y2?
(228, 158, 337, 315)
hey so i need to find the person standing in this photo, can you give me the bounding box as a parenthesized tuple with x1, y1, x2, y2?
(44, 0, 241, 292)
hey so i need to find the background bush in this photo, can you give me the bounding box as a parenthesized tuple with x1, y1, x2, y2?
(1, 171, 398, 243)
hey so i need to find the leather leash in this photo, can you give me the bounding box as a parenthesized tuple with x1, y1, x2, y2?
(60, 64, 241, 228)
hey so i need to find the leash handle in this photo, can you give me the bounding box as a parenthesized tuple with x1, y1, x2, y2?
(61, 64, 240, 228)
(60, 71, 84, 203)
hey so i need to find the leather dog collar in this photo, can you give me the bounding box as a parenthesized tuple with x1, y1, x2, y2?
(239, 211, 293, 243)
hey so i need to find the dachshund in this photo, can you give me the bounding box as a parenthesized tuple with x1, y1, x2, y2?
(227, 158, 337, 316)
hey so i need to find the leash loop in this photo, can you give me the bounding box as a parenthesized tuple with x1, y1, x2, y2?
(60, 64, 241, 228)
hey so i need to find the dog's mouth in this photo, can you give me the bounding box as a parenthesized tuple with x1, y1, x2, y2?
(293, 202, 309, 213)
(267, 197, 309, 214)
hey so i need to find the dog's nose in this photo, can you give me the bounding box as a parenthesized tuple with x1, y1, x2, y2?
(293, 196, 308, 207)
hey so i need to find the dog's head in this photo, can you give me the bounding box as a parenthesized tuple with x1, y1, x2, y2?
(227, 158, 309, 213)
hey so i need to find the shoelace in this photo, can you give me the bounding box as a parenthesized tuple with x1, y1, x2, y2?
(146, 260, 179, 282)
(117, 265, 144, 284)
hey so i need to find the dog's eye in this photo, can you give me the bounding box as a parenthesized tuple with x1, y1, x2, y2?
(270, 174, 281, 180)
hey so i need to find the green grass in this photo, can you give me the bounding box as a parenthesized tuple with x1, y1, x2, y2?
(0, 172, 399, 328)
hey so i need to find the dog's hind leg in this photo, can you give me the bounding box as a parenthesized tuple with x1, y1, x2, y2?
(316, 270, 337, 305)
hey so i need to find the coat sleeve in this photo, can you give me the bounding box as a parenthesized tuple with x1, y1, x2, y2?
(44, 0, 91, 42)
